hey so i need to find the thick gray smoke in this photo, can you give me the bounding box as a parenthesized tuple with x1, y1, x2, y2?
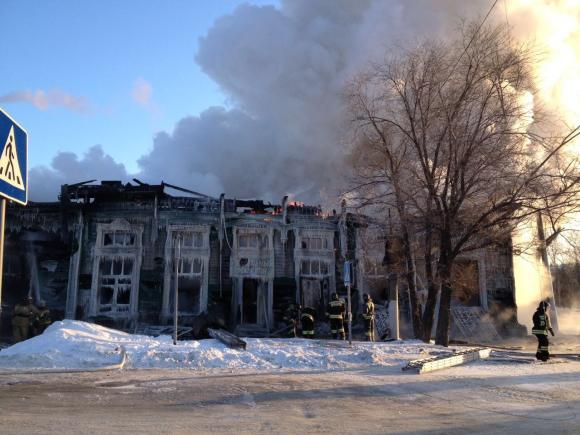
(30, 0, 491, 204)
(29, 145, 129, 201)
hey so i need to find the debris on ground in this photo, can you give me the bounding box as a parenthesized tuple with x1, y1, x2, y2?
(207, 328, 247, 350)
(402, 348, 491, 374)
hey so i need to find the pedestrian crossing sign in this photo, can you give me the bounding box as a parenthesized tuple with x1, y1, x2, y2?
(0, 108, 27, 205)
(344, 260, 352, 286)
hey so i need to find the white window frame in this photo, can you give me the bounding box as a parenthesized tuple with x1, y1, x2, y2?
(162, 225, 211, 319)
(89, 219, 143, 319)
(170, 257, 205, 316)
(301, 237, 329, 250)
(180, 231, 205, 249)
(97, 256, 134, 314)
(293, 227, 336, 306)
(300, 258, 331, 278)
(102, 230, 136, 247)
(239, 233, 269, 249)
(230, 224, 274, 329)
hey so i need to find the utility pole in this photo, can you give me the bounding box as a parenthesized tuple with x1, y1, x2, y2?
(0, 199, 5, 338)
(388, 272, 400, 340)
(0, 109, 29, 342)
(344, 260, 353, 345)
(173, 235, 181, 345)
(219, 194, 225, 298)
(347, 282, 352, 345)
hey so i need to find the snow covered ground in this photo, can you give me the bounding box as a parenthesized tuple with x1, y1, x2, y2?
(0, 320, 451, 371)
(1, 321, 579, 433)
(2, 320, 579, 374)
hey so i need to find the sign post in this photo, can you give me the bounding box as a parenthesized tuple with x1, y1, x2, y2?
(344, 260, 353, 345)
(0, 108, 28, 337)
(388, 273, 400, 340)
(173, 235, 181, 345)
(0, 200, 5, 321)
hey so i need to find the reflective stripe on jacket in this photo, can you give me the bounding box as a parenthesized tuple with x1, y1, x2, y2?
(532, 311, 551, 335)
(362, 301, 375, 320)
(326, 300, 345, 320)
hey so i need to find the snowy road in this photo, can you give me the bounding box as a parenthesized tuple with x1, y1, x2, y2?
(1, 361, 579, 434)
(0, 321, 579, 434)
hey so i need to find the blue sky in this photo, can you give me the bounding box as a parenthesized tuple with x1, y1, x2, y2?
(0, 0, 277, 173)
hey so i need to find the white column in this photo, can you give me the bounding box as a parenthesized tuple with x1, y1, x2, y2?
(65, 212, 83, 318)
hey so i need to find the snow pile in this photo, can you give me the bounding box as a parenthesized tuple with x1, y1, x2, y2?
(0, 320, 446, 371)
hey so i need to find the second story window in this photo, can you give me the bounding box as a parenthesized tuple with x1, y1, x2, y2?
(301, 259, 330, 276)
(301, 237, 329, 250)
(239, 233, 268, 249)
(181, 232, 204, 248)
(178, 257, 203, 276)
(103, 230, 135, 247)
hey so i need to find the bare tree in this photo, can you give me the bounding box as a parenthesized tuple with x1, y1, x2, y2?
(347, 124, 425, 338)
(346, 22, 580, 345)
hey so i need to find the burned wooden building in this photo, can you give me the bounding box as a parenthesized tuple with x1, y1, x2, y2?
(1, 180, 525, 340)
(1, 181, 365, 337)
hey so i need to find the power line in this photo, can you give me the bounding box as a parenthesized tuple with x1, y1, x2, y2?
(440, 0, 499, 89)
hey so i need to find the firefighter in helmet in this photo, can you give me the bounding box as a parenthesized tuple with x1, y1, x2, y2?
(326, 293, 346, 340)
(32, 300, 52, 336)
(362, 293, 375, 341)
(300, 306, 316, 338)
(12, 296, 40, 343)
(532, 300, 555, 361)
(283, 303, 301, 338)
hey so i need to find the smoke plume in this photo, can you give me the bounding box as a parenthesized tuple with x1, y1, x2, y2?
(137, 0, 494, 204)
(30, 0, 572, 204)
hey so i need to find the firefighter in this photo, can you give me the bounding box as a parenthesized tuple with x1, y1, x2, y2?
(362, 293, 375, 341)
(300, 306, 316, 339)
(326, 293, 345, 340)
(283, 303, 301, 338)
(12, 296, 40, 343)
(532, 300, 555, 361)
(32, 300, 52, 336)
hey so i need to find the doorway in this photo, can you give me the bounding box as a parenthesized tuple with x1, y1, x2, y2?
(301, 278, 321, 309)
(242, 278, 258, 324)
(169, 275, 201, 315)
